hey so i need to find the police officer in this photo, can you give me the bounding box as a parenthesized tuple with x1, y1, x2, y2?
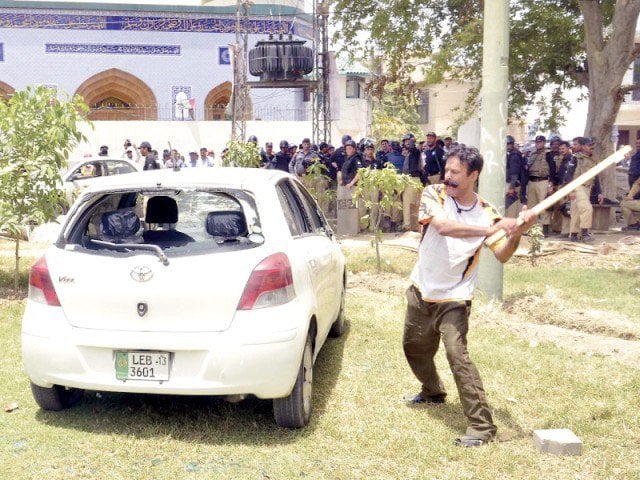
(402, 133, 422, 231)
(376, 139, 391, 167)
(547, 136, 564, 234)
(556, 141, 575, 238)
(525, 135, 556, 235)
(505, 136, 523, 218)
(629, 138, 640, 187)
(423, 132, 445, 184)
(260, 142, 275, 168)
(564, 137, 603, 242)
(268, 140, 291, 172)
(621, 176, 640, 231)
(289, 138, 319, 177)
(331, 135, 351, 185)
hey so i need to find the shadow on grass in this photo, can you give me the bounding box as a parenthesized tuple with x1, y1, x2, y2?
(34, 320, 350, 446)
(405, 401, 525, 442)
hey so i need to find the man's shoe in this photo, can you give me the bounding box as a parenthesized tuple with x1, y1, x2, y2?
(454, 435, 486, 448)
(403, 393, 446, 404)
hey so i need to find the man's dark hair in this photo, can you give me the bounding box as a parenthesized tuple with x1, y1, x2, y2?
(445, 145, 484, 175)
(559, 141, 571, 148)
(572, 136, 583, 143)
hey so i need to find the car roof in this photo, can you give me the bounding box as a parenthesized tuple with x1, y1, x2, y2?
(80, 167, 292, 194)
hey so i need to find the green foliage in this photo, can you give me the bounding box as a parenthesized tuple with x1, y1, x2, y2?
(0, 85, 90, 290)
(301, 159, 335, 215)
(370, 78, 421, 143)
(527, 223, 544, 266)
(353, 165, 422, 272)
(222, 140, 261, 168)
(332, 1, 639, 132)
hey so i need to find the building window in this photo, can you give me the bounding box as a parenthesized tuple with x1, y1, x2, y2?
(418, 91, 430, 124)
(346, 76, 362, 99)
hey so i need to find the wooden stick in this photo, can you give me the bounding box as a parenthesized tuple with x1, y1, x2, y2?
(484, 145, 632, 246)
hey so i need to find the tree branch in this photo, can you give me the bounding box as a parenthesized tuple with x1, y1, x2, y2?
(619, 83, 640, 95)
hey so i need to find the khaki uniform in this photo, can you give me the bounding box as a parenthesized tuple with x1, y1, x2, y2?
(569, 153, 597, 233)
(549, 152, 565, 232)
(621, 179, 640, 227)
(526, 149, 552, 225)
(402, 183, 420, 231)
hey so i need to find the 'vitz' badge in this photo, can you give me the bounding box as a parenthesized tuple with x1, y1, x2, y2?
(130, 266, 153, 282)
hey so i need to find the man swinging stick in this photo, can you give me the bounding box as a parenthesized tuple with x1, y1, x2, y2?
(402, 144, 630, 447)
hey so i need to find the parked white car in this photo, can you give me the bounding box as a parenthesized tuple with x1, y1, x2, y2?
(23, 168, 346, 428)
(60, 158, 139, 209)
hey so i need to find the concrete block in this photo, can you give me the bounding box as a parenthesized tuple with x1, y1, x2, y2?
(533, 429, 582, 456)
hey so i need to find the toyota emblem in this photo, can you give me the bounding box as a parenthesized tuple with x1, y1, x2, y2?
(130, 265, 153, 282)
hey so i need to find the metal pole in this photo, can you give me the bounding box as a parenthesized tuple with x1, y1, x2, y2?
(477, 0, 509, 300)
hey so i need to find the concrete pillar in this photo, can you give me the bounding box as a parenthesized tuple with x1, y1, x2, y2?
(477, 0, 510, 300)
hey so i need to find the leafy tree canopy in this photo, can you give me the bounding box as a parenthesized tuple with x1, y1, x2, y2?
(0, 85, 90, 290)
(332, 0, 634, 133)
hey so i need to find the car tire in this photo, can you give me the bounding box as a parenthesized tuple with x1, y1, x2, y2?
(329, 281, 346, 338)
(273, 334, 313, 428)
(30, 382, 84, 411)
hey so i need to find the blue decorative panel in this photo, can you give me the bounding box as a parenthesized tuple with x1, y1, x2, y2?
(0, 14, 106, 30)
(0, 13, 295, 36)
(219, 47, 230, 65)
(45, 43, 181, 56)
(0, 43, 3, 62)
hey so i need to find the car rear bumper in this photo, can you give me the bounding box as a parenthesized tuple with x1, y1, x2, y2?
(22, 302, 308, 399)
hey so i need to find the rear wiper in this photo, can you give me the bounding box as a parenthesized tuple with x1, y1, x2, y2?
(90, 239, 170, 266)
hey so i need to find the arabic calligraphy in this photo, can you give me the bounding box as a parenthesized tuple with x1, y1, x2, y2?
(45, 43, 181, 56)
(0, 13, 298, 36)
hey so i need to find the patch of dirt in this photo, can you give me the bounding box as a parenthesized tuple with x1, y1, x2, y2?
(348, 261, 640, 369)
(347, 271, 408, 297)
(503, 290, 640, 340)
(474, 300, 640, 369)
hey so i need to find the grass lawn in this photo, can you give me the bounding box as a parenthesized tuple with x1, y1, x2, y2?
(0, 242, 639, 479)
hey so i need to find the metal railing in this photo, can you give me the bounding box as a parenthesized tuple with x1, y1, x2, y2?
(89, 104, 311, 121)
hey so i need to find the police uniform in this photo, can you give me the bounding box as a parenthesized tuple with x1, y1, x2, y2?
(525, 141, 556, 227)
(565, 151, 600, 236)
(505, 145, 523, 218)
(548, 149, 564, 233)
(621, 178, 640, 229)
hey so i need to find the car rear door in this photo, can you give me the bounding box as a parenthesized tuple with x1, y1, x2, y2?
(275, 180, 339, 333)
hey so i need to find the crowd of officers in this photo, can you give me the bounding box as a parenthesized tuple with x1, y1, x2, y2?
(259, 132, 454, 232)
(120, 132, 640, 239)
(507, 134, 640, 242)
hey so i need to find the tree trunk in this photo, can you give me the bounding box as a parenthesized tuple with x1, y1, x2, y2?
(581, 0, 640, 199)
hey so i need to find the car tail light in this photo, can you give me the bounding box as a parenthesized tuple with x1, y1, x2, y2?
(237, 253, 295, 310)
(29, 256, 61, 306)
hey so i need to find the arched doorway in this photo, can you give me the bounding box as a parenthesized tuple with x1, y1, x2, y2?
(75, 69, 157, 120)
(0, 81, 15, 101)
(204, 82, 232, 121)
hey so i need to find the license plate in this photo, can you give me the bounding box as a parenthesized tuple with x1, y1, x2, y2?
(115, 351, 170, 381)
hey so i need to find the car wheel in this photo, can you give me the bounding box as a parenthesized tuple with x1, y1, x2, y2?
(273, 334, 313, 428)
(30, 382, 84, 411)
(329, 282, 346, 338)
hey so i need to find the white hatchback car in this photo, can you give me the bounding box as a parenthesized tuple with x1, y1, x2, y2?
(23, 168, 346, 428)
(60, 158, 140, 209)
